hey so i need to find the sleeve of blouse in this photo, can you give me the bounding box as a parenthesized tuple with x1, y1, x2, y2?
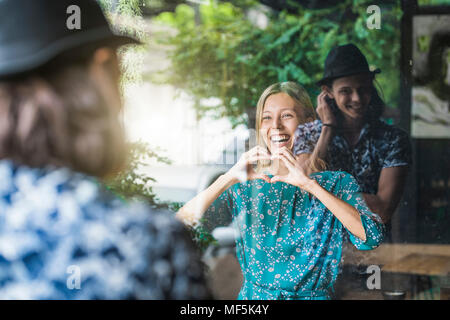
(145, 211, 213, 299)
(123, 205, 213, 300)
(382, 128, 412, 169)
(293, 120, 322, 155)
(164, 219, 213, 299)
(337, 172, 386, 250)
(201, 188, 234, 233)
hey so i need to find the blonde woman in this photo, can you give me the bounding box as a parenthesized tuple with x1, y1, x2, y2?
(177, 82, 385, 300)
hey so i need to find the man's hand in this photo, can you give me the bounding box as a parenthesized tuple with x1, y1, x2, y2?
(316, 90, 337, 126)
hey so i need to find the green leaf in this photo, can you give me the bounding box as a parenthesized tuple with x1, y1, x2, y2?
(151, 0, 402, 126)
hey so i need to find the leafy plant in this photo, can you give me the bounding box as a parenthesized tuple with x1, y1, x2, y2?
(104, 141, 171, 206)
(189, 222, 219, 253)
(417, 0, 450, 5)
(153, 0, 402, 128)
(164, 202, 218, 252)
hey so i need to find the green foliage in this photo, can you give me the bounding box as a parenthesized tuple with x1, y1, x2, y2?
(116, 0, 142, 15)
(98, 0, 142, 15)
(104, 141, 171, 206)
(163, 202, 218, 252)
(189, 222, 218, 253)
(153, 0, 402, 127)
(97, 0, 150, 89)
(99, 0, 186, 16)
(418, 0, 450, 5)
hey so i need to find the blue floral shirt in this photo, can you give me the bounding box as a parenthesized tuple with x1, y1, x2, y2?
(293, 119, 412, 194)
(0, 160, 210, 300)
(203, 171, 385, 300)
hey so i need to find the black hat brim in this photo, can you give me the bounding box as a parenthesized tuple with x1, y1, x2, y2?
(0, 26, 141, 79)
(316, 68, 381, 86)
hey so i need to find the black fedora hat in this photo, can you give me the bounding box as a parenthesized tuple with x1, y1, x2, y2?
(0, 0, 140, 79)
(316, 43, 381, 86)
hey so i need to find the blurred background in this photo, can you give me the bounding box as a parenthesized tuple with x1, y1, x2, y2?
(100, 0, 450, 300)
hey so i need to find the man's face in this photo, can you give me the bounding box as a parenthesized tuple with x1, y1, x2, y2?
(328, 74, 373, 121)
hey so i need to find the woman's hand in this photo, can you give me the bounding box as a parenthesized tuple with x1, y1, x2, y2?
(270, 147, 317, 193)
(177, 146, 271, 226)
(271, 147, 367, 241)
(225, 146, 271, 183)
(316, 90, 337, 126)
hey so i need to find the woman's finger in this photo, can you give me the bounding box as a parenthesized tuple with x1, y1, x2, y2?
(282, 150, 308, 175)
(280, 146, 296, 159)
(270, 175, 283, 183)
(278, 149, 296, 166)
(272, 153, 296, 171)
(272, 149, 296, 167)
(247, 154, 271, 164)
(252, 145, 269, 154)
(251, 173, 271, 183)
(247, 146, 270, 159)
(255, 148, 271, 159)
(270, 175, 292, 185)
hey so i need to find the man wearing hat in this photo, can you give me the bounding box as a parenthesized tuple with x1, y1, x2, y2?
(294, 43, 411, 225)
(293, 43, 412, 298)
(0, 0, 210, 299)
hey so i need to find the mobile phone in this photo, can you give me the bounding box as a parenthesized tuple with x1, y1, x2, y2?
(324, 96, 340, 117)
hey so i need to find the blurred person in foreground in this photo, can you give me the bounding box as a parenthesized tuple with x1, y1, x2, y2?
(0, 0, 210, 299)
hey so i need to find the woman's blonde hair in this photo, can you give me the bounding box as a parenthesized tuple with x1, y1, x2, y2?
(0, 50, 126, 178)
(254, 81, 326, 173)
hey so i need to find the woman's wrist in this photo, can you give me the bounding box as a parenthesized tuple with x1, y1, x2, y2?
(222, 172, 240, 188)
(299, 178, 319, 194)
(175, 207, 199, 226)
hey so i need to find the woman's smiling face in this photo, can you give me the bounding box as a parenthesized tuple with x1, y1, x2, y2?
(260, 92, 301, 153)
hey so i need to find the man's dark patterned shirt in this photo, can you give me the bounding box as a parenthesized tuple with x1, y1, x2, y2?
(293, 119, 412, 194)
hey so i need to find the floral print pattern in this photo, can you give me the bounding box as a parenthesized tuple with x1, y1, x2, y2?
(203, 171, 385, 300)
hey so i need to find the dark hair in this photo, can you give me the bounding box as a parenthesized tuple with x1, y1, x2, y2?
(0, 48, 127, 177)
(323, 73, 385, 124)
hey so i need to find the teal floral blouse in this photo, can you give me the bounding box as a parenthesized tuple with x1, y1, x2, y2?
(204, 171, 385, 300)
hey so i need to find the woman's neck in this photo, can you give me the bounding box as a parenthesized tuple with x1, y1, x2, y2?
(268, 159, 289, 176)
